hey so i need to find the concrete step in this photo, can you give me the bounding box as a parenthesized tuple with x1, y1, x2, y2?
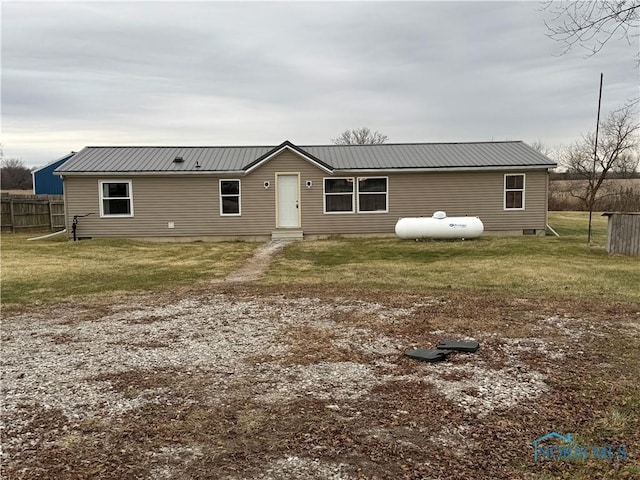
(271, 229, 303, 240)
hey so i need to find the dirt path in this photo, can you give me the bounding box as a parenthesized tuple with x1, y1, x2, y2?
(224, 240, 292, 283)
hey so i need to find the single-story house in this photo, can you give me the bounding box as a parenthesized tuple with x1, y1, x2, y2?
(32, 152, 76, 195)
(55, 140, 557, 241)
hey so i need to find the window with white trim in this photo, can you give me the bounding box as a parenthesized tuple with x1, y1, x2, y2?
(220, 179, 241, 215)
(357, 177, 388, 212)
(504, 174, 525, 210)
(99, 180, 133, 217)
(324, 178, 354, 213)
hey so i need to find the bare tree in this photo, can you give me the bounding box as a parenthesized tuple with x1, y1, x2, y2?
(544, 0, 640, 58)
(1, 157, 33, 190)
(561, 105, 639, 213)
(530, 140, 556, 158)
(332, 127, 388, 145)
(611, 151, 640, 177)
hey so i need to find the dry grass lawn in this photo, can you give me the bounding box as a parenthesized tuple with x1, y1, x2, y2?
(1, 212, 639, 479)
(1, 235, 257, 306)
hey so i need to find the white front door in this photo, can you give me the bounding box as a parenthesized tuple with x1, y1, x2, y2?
(277, 174, 300, 228)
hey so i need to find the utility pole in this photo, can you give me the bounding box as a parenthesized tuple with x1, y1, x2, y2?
(588, 73, 603, 244)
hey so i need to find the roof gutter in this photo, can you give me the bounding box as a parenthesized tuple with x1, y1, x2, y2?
(334, 164, 557, 174)
(54, 170, 247, 177)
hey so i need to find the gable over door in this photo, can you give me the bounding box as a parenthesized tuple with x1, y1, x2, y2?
(276, 174, 300, 228)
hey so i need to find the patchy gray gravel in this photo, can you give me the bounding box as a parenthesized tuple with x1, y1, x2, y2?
(2, 295, 427, 420)
(0, 289, 583, 479)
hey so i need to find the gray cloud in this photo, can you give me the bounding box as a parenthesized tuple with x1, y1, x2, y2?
(2, 1, 637, 167)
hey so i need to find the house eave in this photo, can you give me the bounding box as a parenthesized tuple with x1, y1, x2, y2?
(334, 164, 557, 174)
(55, 170, 247, 177)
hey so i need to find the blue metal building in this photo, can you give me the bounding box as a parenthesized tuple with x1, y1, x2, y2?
(32, 152, 76, 195)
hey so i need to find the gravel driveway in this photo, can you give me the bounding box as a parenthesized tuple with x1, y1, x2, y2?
(2, 285, 605, 479)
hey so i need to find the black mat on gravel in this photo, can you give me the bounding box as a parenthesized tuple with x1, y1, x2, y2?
(436, 340, 480, 352)
(404, 348, 453, 363)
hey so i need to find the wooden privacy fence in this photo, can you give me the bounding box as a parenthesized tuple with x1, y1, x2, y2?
(1, 194, 65, 233)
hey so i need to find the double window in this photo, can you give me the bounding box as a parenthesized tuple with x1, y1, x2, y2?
(324, 177, 388, 214)
(504, 174, 525, 210)
(220, 179, 241, 215)
(99, 180, 133, 217)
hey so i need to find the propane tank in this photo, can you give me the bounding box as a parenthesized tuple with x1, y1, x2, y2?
(395, 211, 484, 240)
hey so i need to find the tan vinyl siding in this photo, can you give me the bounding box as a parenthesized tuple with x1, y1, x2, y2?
(300, 169, 549, 235)
(64, 175, 275, 238)
(63, 150, 550, 239)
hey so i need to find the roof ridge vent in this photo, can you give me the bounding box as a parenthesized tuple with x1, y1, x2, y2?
(173, 156, 184, 163)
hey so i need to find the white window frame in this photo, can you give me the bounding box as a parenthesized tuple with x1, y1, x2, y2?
(99, 180, 133, 217)
(220, 179, 241, 216)
(504, 173, 525, 210)
(356, 176, 388, 213)
(323, 177, 355, 214)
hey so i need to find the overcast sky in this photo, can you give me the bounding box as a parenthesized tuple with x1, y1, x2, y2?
(2, 1, 638, 168)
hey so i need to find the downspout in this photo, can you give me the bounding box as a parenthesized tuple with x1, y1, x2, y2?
(545, 170, 560, 237)
(27, 229, 67, 241)
(72, 213, 94, 241)
(546, 224, 560, 237)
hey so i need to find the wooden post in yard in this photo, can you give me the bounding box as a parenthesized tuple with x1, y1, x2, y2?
(9, 198, 16, 233)
(48, 198, 55, 231)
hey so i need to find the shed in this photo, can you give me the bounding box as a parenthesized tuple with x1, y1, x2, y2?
(32, 152, 76, 195)
(601, 212, 640, 256)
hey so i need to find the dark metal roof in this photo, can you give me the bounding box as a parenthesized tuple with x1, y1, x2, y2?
(56, 140, 556, 174)
(302, 141, 555, 170)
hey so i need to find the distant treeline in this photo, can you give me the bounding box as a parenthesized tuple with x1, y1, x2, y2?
(1, 159, 33, 190)
(550, 171, 640, 181)
(549, 178, 640, 211)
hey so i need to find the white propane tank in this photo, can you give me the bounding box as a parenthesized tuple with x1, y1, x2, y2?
(395, 211, 484, 240)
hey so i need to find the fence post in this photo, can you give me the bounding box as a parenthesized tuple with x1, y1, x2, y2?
(9, 198, 16, 233)
(48, 199, 54, 231)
